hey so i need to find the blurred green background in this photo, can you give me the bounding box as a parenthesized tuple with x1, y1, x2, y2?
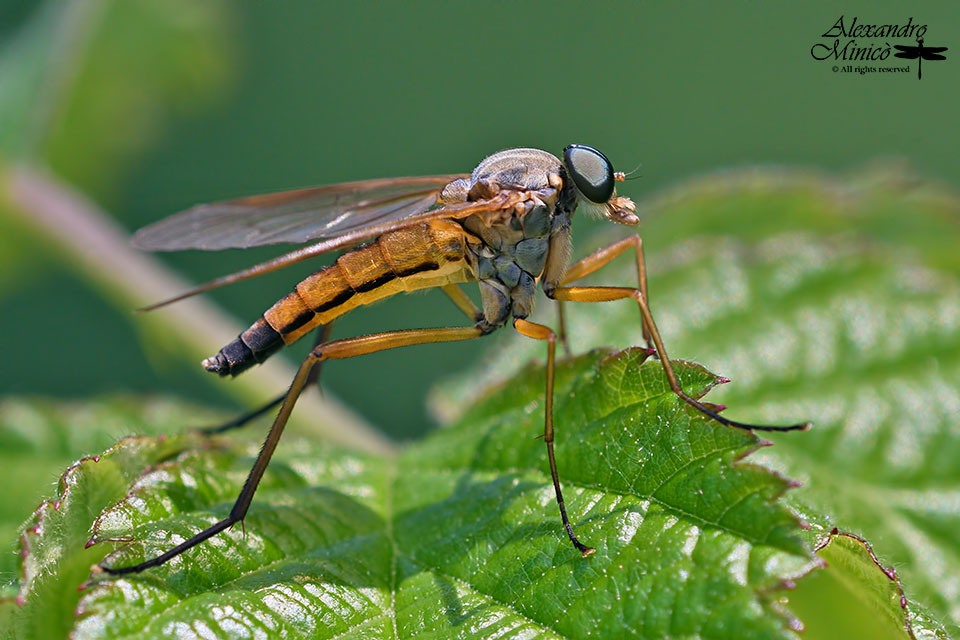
(1, 0, 957, 440)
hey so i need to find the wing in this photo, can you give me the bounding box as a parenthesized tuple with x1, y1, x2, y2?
(920, 49, 947, 60)
(893, 45, 919, 58)
(139, 189, 529, 310)
(132, 175, 466, 251)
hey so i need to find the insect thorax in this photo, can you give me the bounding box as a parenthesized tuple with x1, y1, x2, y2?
(449, 148, 578, 328)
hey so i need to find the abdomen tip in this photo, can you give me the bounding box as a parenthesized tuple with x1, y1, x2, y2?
(202, 354, 228, 375)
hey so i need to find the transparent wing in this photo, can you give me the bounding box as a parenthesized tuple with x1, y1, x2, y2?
(132, 174, 466, 251)
(139, 189, 528, 310)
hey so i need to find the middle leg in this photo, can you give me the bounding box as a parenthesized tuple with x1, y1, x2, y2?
(514, 317, 595, 557)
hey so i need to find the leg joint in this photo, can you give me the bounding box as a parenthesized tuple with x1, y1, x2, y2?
(476, 319, 498, 335)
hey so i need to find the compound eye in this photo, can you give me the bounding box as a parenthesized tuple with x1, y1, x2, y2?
(563, 144, 615, 203)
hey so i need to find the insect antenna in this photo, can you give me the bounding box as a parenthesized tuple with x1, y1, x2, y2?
(614, 163, 644, 182)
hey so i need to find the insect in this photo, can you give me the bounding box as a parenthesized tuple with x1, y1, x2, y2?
(102, 145, 809, 575)
(893, 38, 948, 79)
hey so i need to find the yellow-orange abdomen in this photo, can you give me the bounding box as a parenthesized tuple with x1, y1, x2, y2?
(203, 220, 473, 376)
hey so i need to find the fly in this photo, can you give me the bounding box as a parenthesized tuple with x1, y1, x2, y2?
(100, 145, 809, 574)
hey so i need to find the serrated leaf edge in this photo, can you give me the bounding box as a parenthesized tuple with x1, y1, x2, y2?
(85, 436, 233, 547)
(814, 528, 949, 640)
(1, 435, 159, 608)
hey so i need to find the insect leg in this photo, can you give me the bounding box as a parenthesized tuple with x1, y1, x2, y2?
(198, 323, 336, 434)
(514, 317, 595, 558)
(197, 395, 285, 435)
(547, 285, 810, 433)
(442, 284, 483, 323)
(556, 301, 572, 356)
(101, 349, 322, 575)
(100, 323, 485, 575)
(559, 235, 651, 347)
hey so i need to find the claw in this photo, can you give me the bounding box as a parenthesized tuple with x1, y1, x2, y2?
(700, 402, 727, 413)
(681, 392, 810, 432)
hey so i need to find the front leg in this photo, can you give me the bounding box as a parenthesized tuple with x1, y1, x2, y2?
(544, 235, 809, 433)
(555, 234, 651, 347)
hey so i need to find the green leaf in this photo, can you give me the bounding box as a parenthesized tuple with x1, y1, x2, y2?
(2, 351, 812, 639)
(0, 398, 222, 582)
(0, 398, 223, 640)
(434, 168, 959, 638)
(790, 531, 941, 640)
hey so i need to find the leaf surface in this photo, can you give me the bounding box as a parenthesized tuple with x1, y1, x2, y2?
(2, 352, 812, 639)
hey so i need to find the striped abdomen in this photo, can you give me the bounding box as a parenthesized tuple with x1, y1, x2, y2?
(203, 219, 473, 376)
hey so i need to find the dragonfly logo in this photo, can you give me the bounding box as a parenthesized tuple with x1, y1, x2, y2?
(811, 15, 948, 80)
(894, 39, 948, 80)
